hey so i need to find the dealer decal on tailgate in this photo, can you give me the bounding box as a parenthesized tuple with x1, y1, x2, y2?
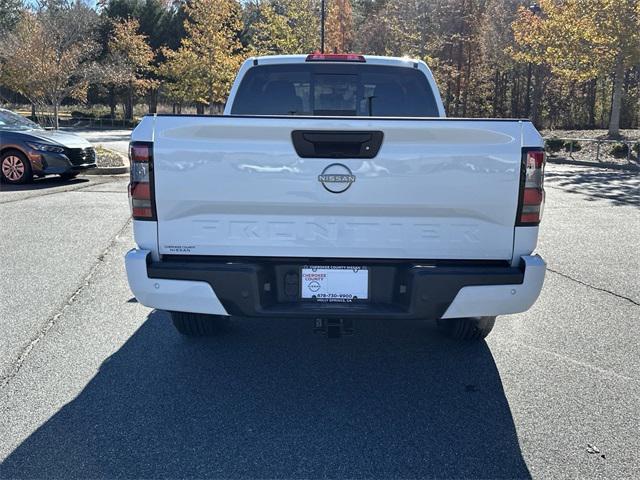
(301, 266, 369, 302)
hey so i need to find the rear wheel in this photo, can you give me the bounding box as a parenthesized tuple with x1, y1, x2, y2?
(171, 311, 230, 336)
(437, 316, 496, 341)
(1, 150, 32, 184)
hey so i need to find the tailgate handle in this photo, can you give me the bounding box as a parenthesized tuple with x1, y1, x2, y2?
(292, 130, 383, 158)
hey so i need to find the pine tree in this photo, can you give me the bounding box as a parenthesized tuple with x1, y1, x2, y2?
(0, 0, 22, 31)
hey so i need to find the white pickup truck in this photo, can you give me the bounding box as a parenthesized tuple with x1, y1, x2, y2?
(125, 53, 546, 340)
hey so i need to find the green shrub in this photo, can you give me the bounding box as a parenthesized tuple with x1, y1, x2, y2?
(566, 141, 579, 152)
(563, 140, 581, 152)
(632, 143, 640, 155)
(70, 110, 94, 119)
(609, 143, 629, 158)
(545, 138, 564, 153)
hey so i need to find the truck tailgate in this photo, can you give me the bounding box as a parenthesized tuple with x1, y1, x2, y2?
(153, 116, 525, 260)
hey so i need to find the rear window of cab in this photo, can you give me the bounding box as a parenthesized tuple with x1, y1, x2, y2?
(230, 63, 440, 117)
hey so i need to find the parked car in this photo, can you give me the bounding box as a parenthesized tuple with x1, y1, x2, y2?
(125, 54, 546, 341)
(0, 108, 96, 184)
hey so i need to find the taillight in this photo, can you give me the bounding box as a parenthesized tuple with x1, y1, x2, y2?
(517, 148, 545, 225)
(128, 141, 156, 220)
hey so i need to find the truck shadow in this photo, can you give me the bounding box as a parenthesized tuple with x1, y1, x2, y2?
(0, 311, 530, 479)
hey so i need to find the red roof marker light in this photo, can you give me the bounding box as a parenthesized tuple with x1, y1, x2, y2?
(306, 53, 366, 62)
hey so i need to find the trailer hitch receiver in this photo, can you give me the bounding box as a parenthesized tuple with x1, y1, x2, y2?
(314, 318, 355, 338)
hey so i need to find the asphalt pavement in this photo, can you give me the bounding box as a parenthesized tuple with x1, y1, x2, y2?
(0, 164, 638, 479)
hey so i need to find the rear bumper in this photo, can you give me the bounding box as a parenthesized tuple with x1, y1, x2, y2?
(125, 250, 546, 319)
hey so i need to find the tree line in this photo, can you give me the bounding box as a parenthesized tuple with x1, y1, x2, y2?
(0, 0, 638, 136)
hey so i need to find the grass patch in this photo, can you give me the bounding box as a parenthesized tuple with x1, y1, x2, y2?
(95, 145, 125, 168)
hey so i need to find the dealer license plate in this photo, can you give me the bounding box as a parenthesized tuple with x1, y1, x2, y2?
(301, 266, 369, 302)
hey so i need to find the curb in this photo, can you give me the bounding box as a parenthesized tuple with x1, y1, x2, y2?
(84, 166, 129, 175)
(85, 146, 130, 175)
(547, 156, 640, 172)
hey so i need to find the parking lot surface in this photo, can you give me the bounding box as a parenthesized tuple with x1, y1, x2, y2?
(0, 164, 638, 478)
(67, 128, 131, 156)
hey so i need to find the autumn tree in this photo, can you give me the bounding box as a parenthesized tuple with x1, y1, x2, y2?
(103, 18, 155, 120)
(0, 0, 100, 128)
(246, 0, 320, 55)
(100, 0, 179, 51)
(512, 0, 640, 137)
(249, 2, 297, 55)
(355, 1, 419, 57)
(0, 12, 45, 109)
(585, 0, 640, 136)
(99, 0, 188, 113)
(157, 47, 201, 111)
(161, 0, 245, 113)
(480, 0, 520, 118)
(2, 0, 636, 131)
(282, 0, 320, 53)
(325, 0, 353, 53)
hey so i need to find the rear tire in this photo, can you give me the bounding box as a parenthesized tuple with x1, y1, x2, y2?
(170, 311, 230, 336)
(437, 316, 496, 341)
(1, 150, 33, 184)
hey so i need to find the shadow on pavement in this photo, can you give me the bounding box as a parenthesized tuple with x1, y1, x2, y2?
(0, 312, 530, 479)
(546, 168, 639, 207)
(0, 176, 89, 192)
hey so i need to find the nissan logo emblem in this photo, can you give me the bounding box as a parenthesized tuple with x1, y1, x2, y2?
(318, 163, 356, 193)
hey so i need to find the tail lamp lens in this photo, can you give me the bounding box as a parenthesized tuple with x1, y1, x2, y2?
(128, 142, 155, 220)
(518, 149, 545, 225)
